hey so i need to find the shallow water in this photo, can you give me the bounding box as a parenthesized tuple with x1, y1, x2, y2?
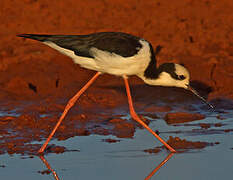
(1, 108, 233, 180)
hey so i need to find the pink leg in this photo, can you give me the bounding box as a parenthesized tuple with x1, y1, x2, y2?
(38, 72, 101, 153)
(123, 76, 176, 153)
(39, 156, 60, 180)
(145, 153, 174, 180)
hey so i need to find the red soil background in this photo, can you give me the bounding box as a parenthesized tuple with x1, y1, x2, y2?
(0, 0, 232, 101)
(0, 0, 232, 155)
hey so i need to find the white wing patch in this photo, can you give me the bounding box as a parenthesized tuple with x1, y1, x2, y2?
(89, 39, 151, 76)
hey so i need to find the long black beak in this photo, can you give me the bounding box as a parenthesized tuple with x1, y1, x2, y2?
(186, 84, 214, 109)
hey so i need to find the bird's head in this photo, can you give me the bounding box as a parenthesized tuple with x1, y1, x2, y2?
(143, 63, 190, 88)
(141, 63, 213, 109)
(157, 63, 190, 89)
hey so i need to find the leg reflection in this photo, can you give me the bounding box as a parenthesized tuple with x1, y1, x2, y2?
(145, 153, 174, 180)
(39, 156, 60, 180)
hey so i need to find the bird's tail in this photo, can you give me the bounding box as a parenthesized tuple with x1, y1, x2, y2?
(17, 34, 53, 42)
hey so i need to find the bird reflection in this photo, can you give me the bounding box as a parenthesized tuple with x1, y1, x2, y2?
(145, 153, 174, 180)
(39, 156, 60, 180)
(37, 152, 173, 180)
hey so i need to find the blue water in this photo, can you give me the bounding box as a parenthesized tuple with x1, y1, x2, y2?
(0, 110, 233, 180)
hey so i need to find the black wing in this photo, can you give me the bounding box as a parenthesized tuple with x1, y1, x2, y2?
(17, 32, 143, 58)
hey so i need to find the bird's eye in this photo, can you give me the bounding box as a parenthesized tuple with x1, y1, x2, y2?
(178, 75, 186, 80)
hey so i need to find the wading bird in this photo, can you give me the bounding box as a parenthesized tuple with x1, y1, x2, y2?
(18, 32, 213, 154)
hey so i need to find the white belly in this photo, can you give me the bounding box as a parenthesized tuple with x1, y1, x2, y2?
(44, 40, 151, 76)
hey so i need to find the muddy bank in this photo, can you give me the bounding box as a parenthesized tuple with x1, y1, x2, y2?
(165, 112, 205, 124)
(0, 0, 233, 100)
(1, 97, 231, 156)
(144, 136, 217, 154)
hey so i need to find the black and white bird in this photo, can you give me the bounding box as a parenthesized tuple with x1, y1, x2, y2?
(18, 32, 213, 154)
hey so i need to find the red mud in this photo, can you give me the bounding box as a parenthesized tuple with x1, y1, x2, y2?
(38, 169, 51, 175)
(0, 0, 233, 100)
(144, 136, 216, 153)
(165, 112, 205, 124)
(102, 138, 121, 143)
(144, 105, 172, 113)
(0, 0, 233, 155)
(144, 148, 161, 154)
(165, 136, 215, 150)
(172, 122, 224, 129)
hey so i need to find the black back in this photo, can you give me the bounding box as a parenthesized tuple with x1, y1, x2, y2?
(17, 32, 143, 58)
